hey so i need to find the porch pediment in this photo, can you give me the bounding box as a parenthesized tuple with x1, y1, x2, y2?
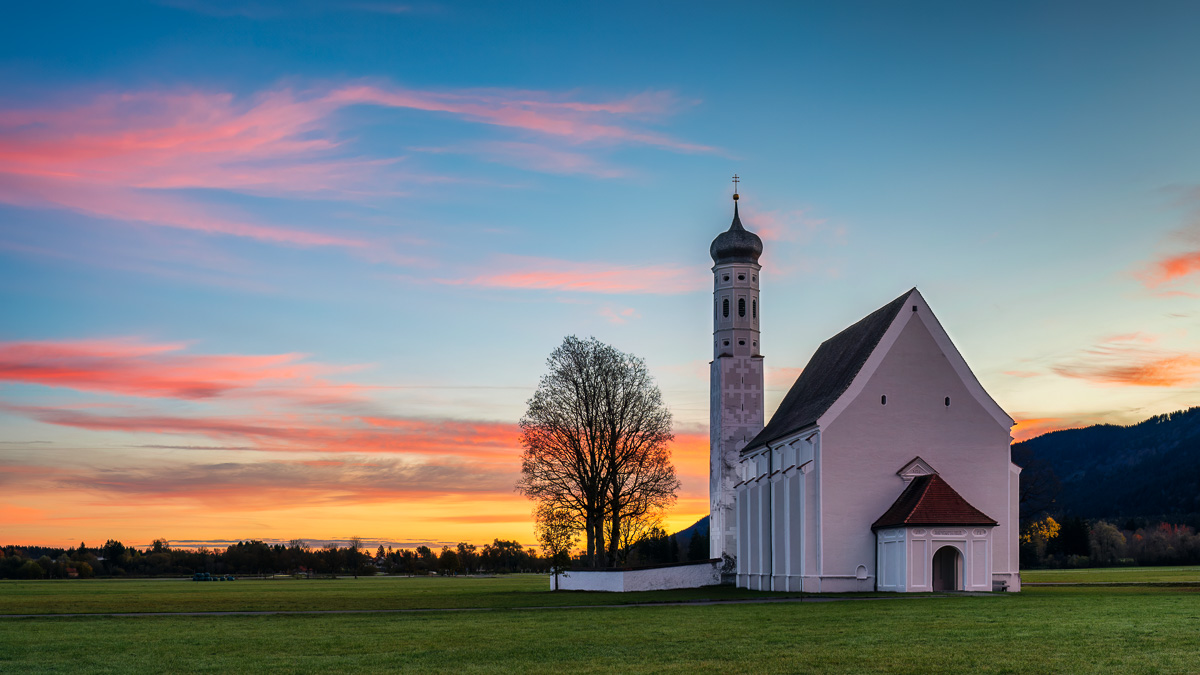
(896, 456, 936, 483)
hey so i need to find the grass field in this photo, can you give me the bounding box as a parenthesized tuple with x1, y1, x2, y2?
(1021, 565, 1200, 584)
(3, 571, 1200, 673)
(0, 575, 802, 615)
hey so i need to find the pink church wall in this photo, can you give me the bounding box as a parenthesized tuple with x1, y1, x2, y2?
(821, 312, 1015, 590)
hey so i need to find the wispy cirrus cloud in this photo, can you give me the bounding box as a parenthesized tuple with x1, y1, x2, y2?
(743, 207, 835, 244)
(1139, 250, 1200, 288)
(438, 255, 707, 295)
(2, 403, 523, 458)
(58, 456, 515, 505)
(598, 305, 641, 324)
(0, 82, 707, 257)
(415, 141, 627, 178)
(1051, 332, 1200, 387)
(0, 337, 358, 402)
(1136, 185, 1200, 290)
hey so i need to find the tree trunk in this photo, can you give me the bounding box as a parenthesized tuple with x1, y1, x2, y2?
(608, 506, 621, 566)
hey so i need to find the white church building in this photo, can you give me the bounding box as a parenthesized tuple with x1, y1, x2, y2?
(709, 191, 1021, 593)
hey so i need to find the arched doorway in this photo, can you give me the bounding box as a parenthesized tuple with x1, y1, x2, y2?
(931, 546, 961, 591)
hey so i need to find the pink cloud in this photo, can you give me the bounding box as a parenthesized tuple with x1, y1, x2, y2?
(599, 306, 641, 324)
(442, 256, 707, 295)
(0, 82, 708, 254)
(327, 85, 707, 151)
(767, 367, 804, 388)
(743, 208, 831, 243)
(0, 337, 358, 402)
(417, 141, 627, 177)
(3, 404, 522, 459)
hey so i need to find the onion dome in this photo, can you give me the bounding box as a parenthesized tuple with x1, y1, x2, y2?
(709, 200, 763, 264)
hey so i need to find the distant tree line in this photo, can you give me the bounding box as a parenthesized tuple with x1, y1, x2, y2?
(0, 537, 554, 579)
(1021, 516, 1200, 569)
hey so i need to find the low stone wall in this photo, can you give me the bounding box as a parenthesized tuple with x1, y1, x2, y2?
(551, 559, 722, 592)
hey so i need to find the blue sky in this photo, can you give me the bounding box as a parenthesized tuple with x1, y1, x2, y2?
(2, 0, 1199, 547)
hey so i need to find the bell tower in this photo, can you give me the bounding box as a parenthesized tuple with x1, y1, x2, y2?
(709, 176, 765, 560)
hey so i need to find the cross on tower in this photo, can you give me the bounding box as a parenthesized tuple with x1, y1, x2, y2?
(731, 174, 739, 193)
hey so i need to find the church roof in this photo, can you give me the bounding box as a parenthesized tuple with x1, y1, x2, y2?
(872, 473, 997, 529)
(741, 288, 912, 454)
(709, 202, 763, 265)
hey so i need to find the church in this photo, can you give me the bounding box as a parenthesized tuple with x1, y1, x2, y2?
(708, 188, 1021, 593)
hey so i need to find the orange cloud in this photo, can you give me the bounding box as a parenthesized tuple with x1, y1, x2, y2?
(1052, 334, 1200, 387)
(444, 256, 707, 295)
(1010, 417, 1080, 442)
(0, 338, 356, 402)
(4, 404, 522, 458)
(1139, 250, 1200, 287)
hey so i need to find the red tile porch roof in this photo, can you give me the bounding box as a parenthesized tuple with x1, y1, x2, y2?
(872, 473, 998, 529)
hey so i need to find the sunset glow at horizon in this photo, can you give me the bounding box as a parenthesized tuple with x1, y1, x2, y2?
(4, 2, 1200, 550)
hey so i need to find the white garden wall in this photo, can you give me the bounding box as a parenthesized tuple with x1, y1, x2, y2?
(551, 560, 721, 592)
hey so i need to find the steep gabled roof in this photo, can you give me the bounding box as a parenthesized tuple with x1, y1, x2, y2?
(872, 474, 997, 529)
(742, 289, 913, 454)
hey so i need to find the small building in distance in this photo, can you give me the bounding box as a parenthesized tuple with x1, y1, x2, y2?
(708, 188, 1021, 593)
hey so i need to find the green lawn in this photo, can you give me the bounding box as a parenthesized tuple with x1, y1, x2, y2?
(3, 572, 1200, 673)
(0, 575, 807, 615)
(3, 585, 1199, 673)
(1022, 566, 1200, 584)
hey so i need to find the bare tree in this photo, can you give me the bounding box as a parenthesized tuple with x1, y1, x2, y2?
(535, 503, 578, 589)
(517, 336, 679, 568)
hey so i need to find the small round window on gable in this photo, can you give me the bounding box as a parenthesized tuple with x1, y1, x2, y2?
(722, 299, 729, 317)
(881, 395, 887, 405)
(738, 298, 746, 317)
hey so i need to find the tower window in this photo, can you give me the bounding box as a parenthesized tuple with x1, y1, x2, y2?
(723, 275, 729, 282)
(738, 340, 745, 346)
(881, 395, 887, 405)
(723, 340, 729, 346)
(752, 275, 756, 282)
(738, 274, 745, 281)
(722, 298, 729, 317)
(945, 397, 951, 407)
(752, 300, 757, 318)
(738, 298, 746, 317)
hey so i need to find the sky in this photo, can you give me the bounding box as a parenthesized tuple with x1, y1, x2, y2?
(3, 1, 1200, 550)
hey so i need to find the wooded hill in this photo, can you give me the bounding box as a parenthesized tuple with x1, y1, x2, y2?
(1014, 406, 1200, 523)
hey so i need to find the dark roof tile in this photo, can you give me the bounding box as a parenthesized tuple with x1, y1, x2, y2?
(742, 289, 913, 454)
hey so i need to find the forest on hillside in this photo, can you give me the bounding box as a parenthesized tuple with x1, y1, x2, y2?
(1014, 406, 1200, 568)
